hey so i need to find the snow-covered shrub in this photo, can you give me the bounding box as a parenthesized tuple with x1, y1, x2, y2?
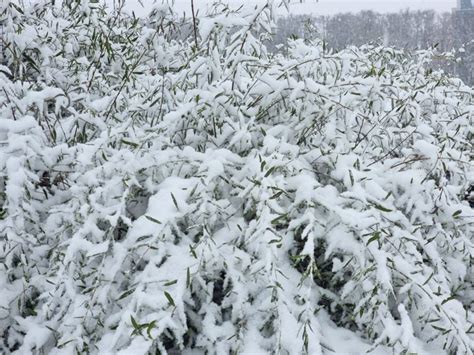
(0, 0, 473, 354)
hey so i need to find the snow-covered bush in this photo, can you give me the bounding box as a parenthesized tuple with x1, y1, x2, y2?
(0, 0, 473, 354)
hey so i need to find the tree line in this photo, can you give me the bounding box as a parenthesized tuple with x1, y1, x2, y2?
(274, 10, 474, 85)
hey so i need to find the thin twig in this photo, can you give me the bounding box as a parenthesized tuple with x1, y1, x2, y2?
(191, 0, 198, 50)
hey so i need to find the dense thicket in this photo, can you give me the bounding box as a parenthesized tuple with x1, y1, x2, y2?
(0, 1, 473, 354)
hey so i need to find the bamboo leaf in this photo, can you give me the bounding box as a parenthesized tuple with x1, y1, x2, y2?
(170, 193, 179, 211)
(367, 232, 381, 246)
(372, 204, 392, 212)
(145, 215, 162, 224)
(164, 291, 175, 307)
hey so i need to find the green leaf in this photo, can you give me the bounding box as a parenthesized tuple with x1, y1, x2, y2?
(431, 324, 449, 333)
(117, 288, 135, 301)
(372, 203, 392, 212)
(145, 215, 162, 224)
(164, 279, 177, 286)
(264, 166, 277, 177)
(164, 291, 175, 307)
(146, 320, 156, 339)
(353, 159, 360, 170)
(452, 210, 462, 219)
(186, 267, 191, 289)
(189, 245, 197, 259)
(270, 190, 284, 200)
(10, 2, 25, 14)
(121, 139, 139, 148)
(422, 272, 434, 286)
(57, 339, 75, 349)
(271, 213, 287, 225)
(22, 52, 40, 73)
(130, 315, 142, 336)
(367, 232, 381, 246)
(268, 238, 282, 245)
(170, 193, 179, 211)
(441, 296, 456, 305)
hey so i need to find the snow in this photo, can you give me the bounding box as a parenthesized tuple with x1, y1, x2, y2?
(318, 311, 389, 355)
(15, 318, 52, 353)
(413, 139, 439, 163)
(0, 1, 472, 354)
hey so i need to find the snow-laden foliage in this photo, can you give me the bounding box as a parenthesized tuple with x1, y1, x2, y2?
(0, 0, 473, 354)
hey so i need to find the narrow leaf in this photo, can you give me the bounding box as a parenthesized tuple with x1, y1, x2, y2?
(145, 215, 162, 224)
(164, 291, 175, 307)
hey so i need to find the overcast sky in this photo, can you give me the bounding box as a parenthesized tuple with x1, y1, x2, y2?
(125, 0, 458, 17)
(284, 0, 457, 15)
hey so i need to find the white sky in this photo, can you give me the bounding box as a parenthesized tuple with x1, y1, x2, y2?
(286, 0, 457, 15)
(126, 0, 458, 17)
